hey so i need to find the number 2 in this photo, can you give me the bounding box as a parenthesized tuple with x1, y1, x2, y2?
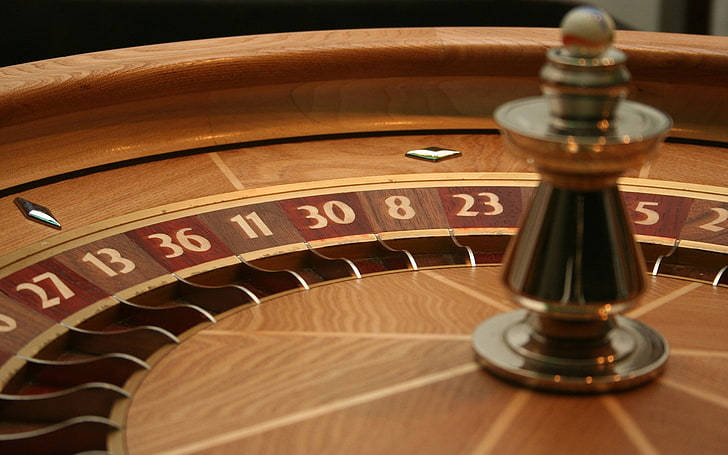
(16, 272, 75, 309)
(699, 207, 728, 232)
(453, 193, 504, 216)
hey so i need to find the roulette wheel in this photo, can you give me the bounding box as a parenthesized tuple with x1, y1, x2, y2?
(0, 8, 726, 454)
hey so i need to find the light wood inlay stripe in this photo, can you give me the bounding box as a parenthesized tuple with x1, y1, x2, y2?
(209, 152, 245, 190)
(638, 161, 653, 179)
(627, 282, 702, 319)
(660, 378, 728, 410)
(427, 270, 512, 312)
(155, 362, 480, 455)
(671, 348, 728, 359)
(601, 396, 659, 455)
(469, 390, 530, 454)
(201, 329, 471, 341)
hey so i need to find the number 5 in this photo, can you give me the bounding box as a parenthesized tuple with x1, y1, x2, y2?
(634, 201, 660, 225)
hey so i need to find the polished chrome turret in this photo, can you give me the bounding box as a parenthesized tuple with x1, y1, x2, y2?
(472, 7, 671, 392)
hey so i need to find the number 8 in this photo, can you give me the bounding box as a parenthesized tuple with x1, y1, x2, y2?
(385, 196, 416, 220)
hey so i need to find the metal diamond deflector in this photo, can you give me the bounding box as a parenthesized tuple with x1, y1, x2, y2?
(405, 147, 461, 162)
(14, 197, 62, 229)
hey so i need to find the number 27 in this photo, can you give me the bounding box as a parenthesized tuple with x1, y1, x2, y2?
(16, 272, 75, 309)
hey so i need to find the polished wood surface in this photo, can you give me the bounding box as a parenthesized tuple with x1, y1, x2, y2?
(125, 268, 728, 454)
(0, 26, 726, 455)
(1, 134, 726, 257)
(1, 29, 727, 190)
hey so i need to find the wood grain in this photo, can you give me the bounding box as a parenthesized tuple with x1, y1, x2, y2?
(637, 278, 728, 351)
(622, 192, 694, 238)
(615, 379, 728, 454)
(495, 393, 641, 455)
(0, 153, 236, 256)
(359, 187, 450, 232)
(213, 267, 510, 335)
(1, 29, 727, 190)
(127, 336, 480, 454)
(630, 142, 728, 188)
(197, 203, 306, 254)
(681, 199, 728, 246)
(54, 234, 168, 295)
(188, 370, 512, 455)
(0, 293, 56, 365)
(664, 355, 728, 399)
(1, 133, 725, 259)
(125, 268, 728, 455)
(214, 134, 529, 190)
(438, 186, 523, 228)
(0, 259, 107, 321)
(277, 193, 375, 242)
(0, 26, 725, 455)
(125, 216, 233, 272)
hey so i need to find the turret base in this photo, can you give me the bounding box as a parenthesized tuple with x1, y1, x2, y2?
(472, 309, 668, 393)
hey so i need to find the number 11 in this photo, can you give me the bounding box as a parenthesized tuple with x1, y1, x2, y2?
(231, 212, 274, 239)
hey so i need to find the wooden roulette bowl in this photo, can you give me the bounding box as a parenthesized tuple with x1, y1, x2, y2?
(0, 27, 726, 454)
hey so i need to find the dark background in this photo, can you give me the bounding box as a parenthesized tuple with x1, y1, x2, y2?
(0, 0, 714, 67)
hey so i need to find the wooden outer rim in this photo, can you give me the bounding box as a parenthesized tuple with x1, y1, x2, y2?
(1, 28, 727, 190)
